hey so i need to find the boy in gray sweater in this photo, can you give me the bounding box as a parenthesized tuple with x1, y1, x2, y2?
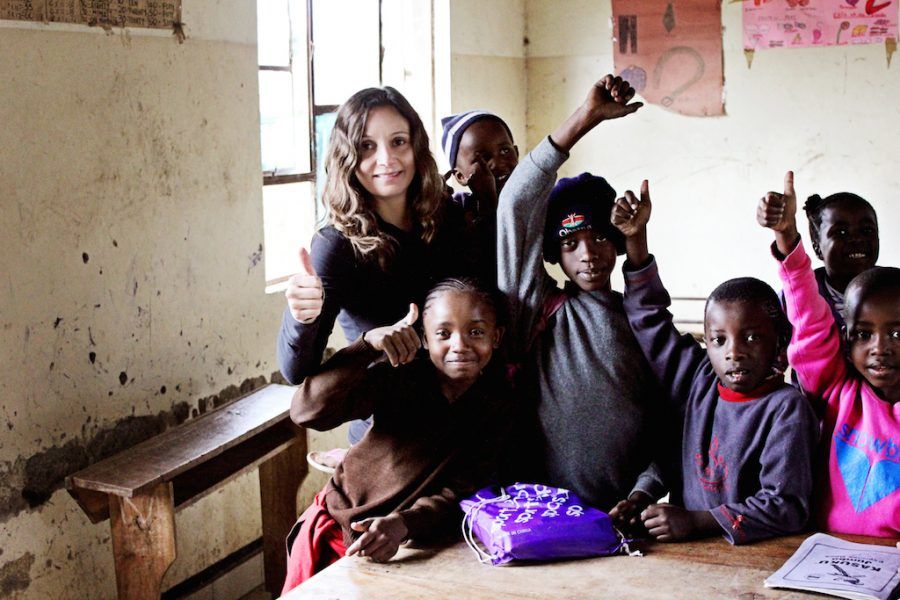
(497, 75, 665, 516)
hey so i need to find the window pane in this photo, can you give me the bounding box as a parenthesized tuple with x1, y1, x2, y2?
(257, 0, 291, 67)
(312, 0, 380, 105)
(263, 181, 318, 285)
(259, 71, 298, 173)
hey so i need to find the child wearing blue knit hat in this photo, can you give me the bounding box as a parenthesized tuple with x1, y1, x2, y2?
(497, 75, 666, 528)
(441, 110, 518, 203)
(440, 110, 519, 282)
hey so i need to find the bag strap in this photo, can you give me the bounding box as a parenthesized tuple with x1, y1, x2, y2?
(527, 289, 567, 353)
(460, 487, 512, 564)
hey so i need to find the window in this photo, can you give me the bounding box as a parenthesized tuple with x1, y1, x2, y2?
(258, 0, 381, 291)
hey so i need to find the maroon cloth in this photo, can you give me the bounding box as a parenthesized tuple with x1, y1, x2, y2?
(281, 490, 347, 595)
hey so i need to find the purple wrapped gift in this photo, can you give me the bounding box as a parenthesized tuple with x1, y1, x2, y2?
(460, 483, 638, 566)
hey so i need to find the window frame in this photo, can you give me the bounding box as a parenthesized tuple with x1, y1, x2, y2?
(259, 0, 383, 187)
(258, 0, 383, 290)
(259, 0, 315, 185)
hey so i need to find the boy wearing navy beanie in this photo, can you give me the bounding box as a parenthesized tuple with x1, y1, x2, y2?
(497, 75, 666, 525)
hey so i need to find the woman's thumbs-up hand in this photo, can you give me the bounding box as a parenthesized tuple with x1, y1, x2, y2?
(286, 247, 324, 324)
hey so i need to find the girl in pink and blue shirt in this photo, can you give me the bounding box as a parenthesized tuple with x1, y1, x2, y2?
(759, 171, 899, 537)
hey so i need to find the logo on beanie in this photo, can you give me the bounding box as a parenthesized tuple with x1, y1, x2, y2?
(561, 213, 585, 229)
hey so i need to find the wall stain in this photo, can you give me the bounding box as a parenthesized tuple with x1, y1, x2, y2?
(247, 244, 263, 274)
(0, 552, 35, 596)
(0, 375, 274, 523)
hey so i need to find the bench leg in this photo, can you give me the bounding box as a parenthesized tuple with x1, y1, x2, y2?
(259, 438, 308, 596)
(109, 482, 176, 600)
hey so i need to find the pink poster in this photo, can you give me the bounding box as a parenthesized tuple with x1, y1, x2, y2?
(612, 0, 725, 117)
(744, 0, 898, 50)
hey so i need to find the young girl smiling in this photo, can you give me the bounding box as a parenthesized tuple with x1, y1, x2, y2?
(759, 171, 899, 537)
(281, 278, 513, 592)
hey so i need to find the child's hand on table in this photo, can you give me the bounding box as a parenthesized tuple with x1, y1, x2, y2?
(609, 490, 653, 535)
(640, 503, 718, 542)
(347, 513, 409, 562)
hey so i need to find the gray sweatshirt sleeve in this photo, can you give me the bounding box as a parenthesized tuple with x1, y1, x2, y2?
(496, 137, 569, 354)
(622, 257, 706, 407)
(631, 462, 668, 501)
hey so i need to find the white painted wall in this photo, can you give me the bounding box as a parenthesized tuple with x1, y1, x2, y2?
(438, 0, 528, 174)
(525, 0, 899, 315)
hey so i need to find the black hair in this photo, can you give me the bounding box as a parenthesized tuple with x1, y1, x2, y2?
(803, 192, 877, 244)
(706, 277, 792, 369)
(844, 266, 900, 332)
(422, 277, 508, 329)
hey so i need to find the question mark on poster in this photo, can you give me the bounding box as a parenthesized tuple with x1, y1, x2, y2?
(652, 46, 705, 107)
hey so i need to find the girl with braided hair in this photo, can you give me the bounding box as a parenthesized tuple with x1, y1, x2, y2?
(282, 278, 514, 592)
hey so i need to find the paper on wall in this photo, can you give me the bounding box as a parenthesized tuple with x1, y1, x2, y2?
(743, 0, 899, 50)
(612, 0, 724, 117)
(0, 0, 181, 29)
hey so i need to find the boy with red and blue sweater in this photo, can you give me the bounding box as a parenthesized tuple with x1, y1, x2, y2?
(612, 181, 818, 543)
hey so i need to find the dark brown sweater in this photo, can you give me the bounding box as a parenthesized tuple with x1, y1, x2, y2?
(291, 338, 513, 545)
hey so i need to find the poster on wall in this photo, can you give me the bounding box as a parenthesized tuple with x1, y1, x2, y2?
(743, 0, 898, 50)
(0, 0, 181, 30)
(612, 0, 724, 117)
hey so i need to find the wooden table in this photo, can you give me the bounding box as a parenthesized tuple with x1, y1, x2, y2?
(285, 533, 897, 599)
(66, 383, 306, 600)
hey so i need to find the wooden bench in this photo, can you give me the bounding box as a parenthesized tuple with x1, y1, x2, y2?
(66, 383, 306, 600)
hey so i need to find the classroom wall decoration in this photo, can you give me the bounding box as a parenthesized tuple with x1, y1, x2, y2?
(743, 0, 898, 50)
(0, 0, 181, 30)
(612, 0, 725, 117)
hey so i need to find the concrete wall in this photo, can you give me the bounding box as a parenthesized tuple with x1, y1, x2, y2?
(436, 0, 527, 174)
(3, 0, 896, 596)
(0, 3, 335, 597)
(525, 0, 900, 309)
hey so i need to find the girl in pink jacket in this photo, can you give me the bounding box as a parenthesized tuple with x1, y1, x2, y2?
(758, 171, 899, 537)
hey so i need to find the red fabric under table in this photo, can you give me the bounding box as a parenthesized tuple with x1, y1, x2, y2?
(281, 490, 347, 595)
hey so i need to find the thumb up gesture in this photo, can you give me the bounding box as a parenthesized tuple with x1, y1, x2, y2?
(362, 303, 421, 367)
(612, 179, 652, 238)
(757, 171, 800, 256)
(757, 171, 798, 234)
(286, 247, 324, 324)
